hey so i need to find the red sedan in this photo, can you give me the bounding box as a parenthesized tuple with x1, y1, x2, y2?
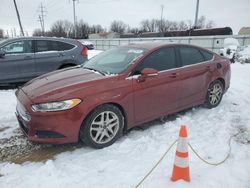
(16, 42, 231, 148)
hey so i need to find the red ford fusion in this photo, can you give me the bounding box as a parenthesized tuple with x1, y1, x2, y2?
(16, 42, 231, 148)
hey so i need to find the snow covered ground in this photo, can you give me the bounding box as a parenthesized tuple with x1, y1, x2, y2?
(0, 50, 250, 188)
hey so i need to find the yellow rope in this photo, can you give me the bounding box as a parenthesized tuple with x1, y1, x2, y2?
(188, 133, 239, 166)
(135, 133, 239, 188)
(135, 139, 178, 188)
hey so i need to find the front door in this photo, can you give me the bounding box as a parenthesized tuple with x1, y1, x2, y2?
(0, 40, 35, 84)
(132, 47, 181, 123)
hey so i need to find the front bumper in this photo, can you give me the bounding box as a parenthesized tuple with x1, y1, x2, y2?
(15, 89, 84, 144)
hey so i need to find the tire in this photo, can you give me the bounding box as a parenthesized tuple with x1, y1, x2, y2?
(80, 104, 124, 149)
(204, 80, 224, 109)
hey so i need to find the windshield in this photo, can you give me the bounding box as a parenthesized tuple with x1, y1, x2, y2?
(82, 47, 147, 75)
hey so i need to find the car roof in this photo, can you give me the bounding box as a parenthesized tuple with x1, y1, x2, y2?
(1, 36, 77, 44)
(123, 41, 204, 51)
(123, 41, 170, 50)
(121, 41, 212, 51)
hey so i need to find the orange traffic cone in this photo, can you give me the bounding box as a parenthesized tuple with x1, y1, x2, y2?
(171, 125, 190, 182)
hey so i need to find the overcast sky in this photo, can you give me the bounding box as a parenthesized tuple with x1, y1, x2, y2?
(0, 0, 249, 36)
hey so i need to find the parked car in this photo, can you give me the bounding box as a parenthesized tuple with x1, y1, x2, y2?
(81, 40, 95, 50)
(0, 37, 88, 86)
(219, 38, 240, 63)
(15, 42, 231, 148)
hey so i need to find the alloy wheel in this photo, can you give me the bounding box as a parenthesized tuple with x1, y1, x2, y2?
(90, 111, 120, 144)
(209, 83, 223, 105)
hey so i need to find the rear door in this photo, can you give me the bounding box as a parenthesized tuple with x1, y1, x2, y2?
(177, 46, 215, 108)
(34, 40, 63, 76)
(132, 47, 181, 123)
(0, 40, 35, 83)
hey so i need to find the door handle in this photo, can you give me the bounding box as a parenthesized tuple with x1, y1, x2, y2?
(206, 65, 215, 71)
(58, 53, 65, 57)
(24, 56, 32, 59)
(169, 73, 179, 78)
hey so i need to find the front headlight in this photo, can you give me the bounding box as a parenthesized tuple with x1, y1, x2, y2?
(32, 99, 82, 112)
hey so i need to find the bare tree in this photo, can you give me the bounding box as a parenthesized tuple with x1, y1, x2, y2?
(143, 18, 190, 32)
(178, 21, 188, 30)
(76, 20, 90, 39)
(149, 19, 157, 32)
(140, 19, 150, 32)
(127, 27, 140, 34)
(110, 20, 127, 34)
(169, 21, 179, 31)
(90, 24, 104, 34)
(0, 29, 4, 38)
(157, 19, 176, 32)
(50, 20, 73, 37)
(32, 28, 43, 36)
(140, 19, 158, 32)
(187, 20, 193, 29)
(197, 15, 206, 29)
(196, 15, 215, 29)
(206, 20, 215, 28)
(32, 16, 216, 38)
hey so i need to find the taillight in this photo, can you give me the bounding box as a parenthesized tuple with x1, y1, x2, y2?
(81, 47, 88, 57)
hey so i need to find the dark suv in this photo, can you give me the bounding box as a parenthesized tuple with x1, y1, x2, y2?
(0, 37, 88, 86)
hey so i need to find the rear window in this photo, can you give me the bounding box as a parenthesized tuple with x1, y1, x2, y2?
(58, 42, 75, 51)
(179, 47, 204, 66)
(200, 49, 213, 61)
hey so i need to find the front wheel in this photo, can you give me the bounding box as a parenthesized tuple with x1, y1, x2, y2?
(80, 104, 124, 149)
(204, 80, 224, 109)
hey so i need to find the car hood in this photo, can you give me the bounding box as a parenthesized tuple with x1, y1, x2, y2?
(21, 67, 106, 103)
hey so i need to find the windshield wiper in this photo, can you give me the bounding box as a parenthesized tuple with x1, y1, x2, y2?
(82, 67, 106, 76)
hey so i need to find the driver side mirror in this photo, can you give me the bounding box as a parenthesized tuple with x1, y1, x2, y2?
(137, 68, 158, 82)
(0, 49, 5, 58)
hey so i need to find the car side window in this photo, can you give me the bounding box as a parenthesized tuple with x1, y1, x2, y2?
(58, 42, 75, 51)
(200, 49, 214, 61)
(179, 47, 204, 66)
(134, 47, 176, 74)
(48, 41, 59, 51)
(2, 40, 32, 54)
(36, 40, 49, 52)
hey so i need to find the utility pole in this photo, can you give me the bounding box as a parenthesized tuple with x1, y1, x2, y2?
(160, 5, 164, 32)
(38, 15, 43, 32)
(38, 3, 46, 34)
(194, 0, 200, 29)
(13, 0, 24, 36)
(72, 0, 77, 38)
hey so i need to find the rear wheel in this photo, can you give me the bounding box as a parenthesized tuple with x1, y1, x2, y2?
(204, 80, 224, 108)
(80, 104, 124, 149)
